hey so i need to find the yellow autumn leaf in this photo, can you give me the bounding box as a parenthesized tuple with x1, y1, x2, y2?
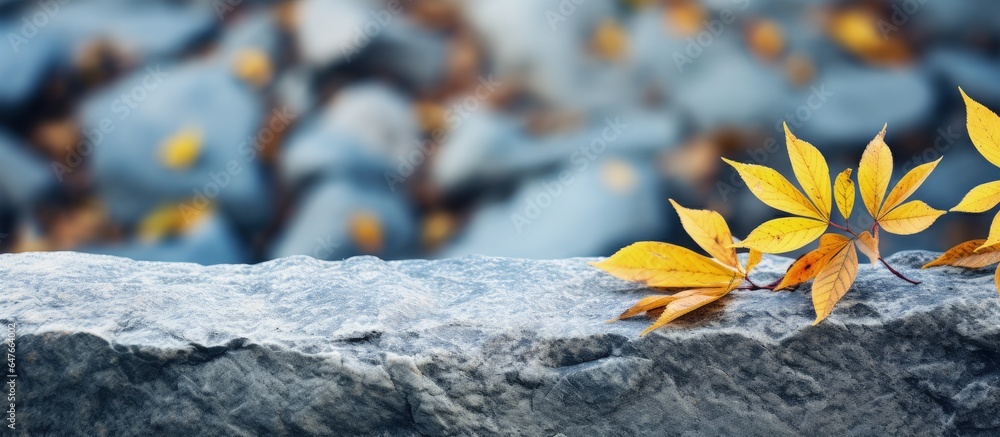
(617, 287, 729, 320)
(590, 242, 739, 289)
(834, 168, 855, 220)
(979, 210, 1000, 251)
(826, 7, 911, 66)
(995, 265, 1000, 296)
(855, 231, 880, 264)
(960, 87, 1000, 169)
(669, 199, 739, 269)
(774, 234, 850, 290)
(159, 126, 203, 170)
(617, 295, 674, 320)
(232, 48, 273, 87)
(950, 180, 1000, 213)
(811, 240, 860, 325)
(922, 239, 1000, 269)
(858, 125, 892, 218)
(591, 19, 629, 61)
(640, 281, 739, 335)
(878, 200, 945, 235)
(880, 158, 941, 217)
(785, 123, 831, 219)
(745, 249, 763, 276)
(734, 217, 828, 254)
(722, 158, 824, 220)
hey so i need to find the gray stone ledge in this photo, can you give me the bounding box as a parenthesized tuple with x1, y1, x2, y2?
(1, 251, 999, 436)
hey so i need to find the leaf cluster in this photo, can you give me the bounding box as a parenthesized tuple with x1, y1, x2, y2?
(592, 92, 984, 333)
(924, 90, 1000, 292)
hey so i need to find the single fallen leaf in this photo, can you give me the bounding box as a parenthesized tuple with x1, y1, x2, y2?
(858, 125, 892, 218)
(855, 231, 880, 264)
(350, 211, 384, 254)
(590, 242, 740, 289)
(826, 7, 911, 66)
(784, 123, 832, 219)
(159, 126, 203, 170)
(774, 234, 850, 290)
(960, 87, 1000, 169)
(880, 158, 942, 217)
(950, 180, 1000, 213)
(745, 249, 763, 276)
(591, 19, 629, 61)
(877, 200, 946, 235)
(746, 19, 785, 62)
(663, 0, 706, 37)
(734, 217, 828, 254)
(640, 281, 739, 335)
(669, 199, 739, 270)
(232, 48, 272, 87)
(723, 158, 824, 220)
(617, 287, 729, 320)
(922, 239, 1000, 269)
(811, 241, 860, 325)
(834, 168, 855, 220)
(617, 295, 675, 320)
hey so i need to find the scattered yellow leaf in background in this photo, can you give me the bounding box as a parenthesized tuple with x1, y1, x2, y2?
(350, 211, 384, 254)
(159, 126, 203, 170)
(590, 19, 629, 61)
(232, 48, 272, 87)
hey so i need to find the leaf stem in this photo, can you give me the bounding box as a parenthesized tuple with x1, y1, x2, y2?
(879, 257, 921, 285)
(737, 277, 780, 291)
(827, 221, 859, 238)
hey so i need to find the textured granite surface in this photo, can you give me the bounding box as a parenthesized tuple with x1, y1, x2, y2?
(1, 251, 999, 436)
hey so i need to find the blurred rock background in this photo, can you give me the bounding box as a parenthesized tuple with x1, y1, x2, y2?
(0, 0, 997, 264)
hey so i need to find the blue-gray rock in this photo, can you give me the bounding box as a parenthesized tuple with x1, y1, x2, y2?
(432, 109, 685, 194)
(672, 44, 794, 130)
(441, 155, 666, 258)
(0, 130, 55, 211)
(2, 250, 1000, 435)
(465, 0, 635, 110)
(80, 59, 274, 231)
(295, 0, 376, 66)
(793, 66, 935, 146)
(269, 179, 417, 261)
(927, 49, 1000, 107)
(82, 212, 248, 265)
(53, 2, 216, 61)
(0, 18, 60, 110)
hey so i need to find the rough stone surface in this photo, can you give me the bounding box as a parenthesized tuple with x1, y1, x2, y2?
(2, 251, 1000, 436)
